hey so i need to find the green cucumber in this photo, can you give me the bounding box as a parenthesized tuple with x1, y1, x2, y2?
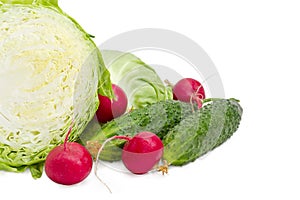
(163, 98, 243, 166)
(83, 100, 197, 161)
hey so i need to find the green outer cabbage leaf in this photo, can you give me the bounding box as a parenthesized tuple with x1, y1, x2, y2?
(101, 50, 173, 109)
(0, 0, 113, 178)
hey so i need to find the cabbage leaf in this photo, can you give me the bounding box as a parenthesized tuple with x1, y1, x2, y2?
(101, 50, 173, 109)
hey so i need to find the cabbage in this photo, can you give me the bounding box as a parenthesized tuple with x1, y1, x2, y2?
(101, 50, 173, 109)
(0, 0, 113, 178)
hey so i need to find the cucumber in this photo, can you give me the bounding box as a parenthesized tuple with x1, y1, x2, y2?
(163, 98, 243, 166)
(83, 100, 198, 161)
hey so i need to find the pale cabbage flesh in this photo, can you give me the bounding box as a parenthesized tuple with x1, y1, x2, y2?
(0, 0, 112, 178)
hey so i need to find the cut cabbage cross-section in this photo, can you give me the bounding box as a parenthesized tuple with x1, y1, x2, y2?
(0, 0, 113, 178)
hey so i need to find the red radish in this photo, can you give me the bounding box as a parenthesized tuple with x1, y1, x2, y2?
(121, 132, 164, 174)
(96, 84, 128, 123)
(45, 125, 93, 185)
(172, 78, 205, 108)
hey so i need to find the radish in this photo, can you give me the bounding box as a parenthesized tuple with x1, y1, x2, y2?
(121, 132, 164, 174)
(99, 132, 163, 174)
(94, 132, 164, 192)
(45, 125, 93, 185)
(172, 78, 205, 108)
(96, 84, 128, 123)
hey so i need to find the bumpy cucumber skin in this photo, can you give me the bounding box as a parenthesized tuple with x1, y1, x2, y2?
(86, 100, 197, 161)
(163, 98, 243, 166)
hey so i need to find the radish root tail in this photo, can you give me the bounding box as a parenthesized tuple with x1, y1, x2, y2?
(94, 137, 114, 194)
(157, 160, 170, 175)
(94, 135, 131, 193)
(189, 84, 204, 111)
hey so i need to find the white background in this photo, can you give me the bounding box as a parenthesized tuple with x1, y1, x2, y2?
(1, 0, 300, 199)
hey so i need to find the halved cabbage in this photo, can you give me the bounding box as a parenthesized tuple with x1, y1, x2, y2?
(0, 0, 112, 178)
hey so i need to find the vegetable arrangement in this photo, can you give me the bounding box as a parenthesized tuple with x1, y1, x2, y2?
(83, 99, 198, 161)
(0, 0, 243, 192)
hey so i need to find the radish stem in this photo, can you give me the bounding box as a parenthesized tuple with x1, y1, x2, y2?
(63, 120, 74, 151)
